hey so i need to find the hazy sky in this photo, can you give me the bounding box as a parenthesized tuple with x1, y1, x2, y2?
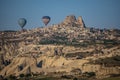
(0, 0, 120, 30)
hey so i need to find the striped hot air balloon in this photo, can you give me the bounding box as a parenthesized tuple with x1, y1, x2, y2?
(42, 16, 51, 26)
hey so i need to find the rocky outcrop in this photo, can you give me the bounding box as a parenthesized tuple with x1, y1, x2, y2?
(0, 44, 120, 77)
(63, 15, 77, 24)
(61, 15, 85, 28)
(77, 16, 85, 28)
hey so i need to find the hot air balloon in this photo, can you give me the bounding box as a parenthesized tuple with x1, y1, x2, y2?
(18, 18, 27, 29)
(42, 16, 51, 26)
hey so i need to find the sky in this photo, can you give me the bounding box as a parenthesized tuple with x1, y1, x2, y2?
(0, 0, 120, 30)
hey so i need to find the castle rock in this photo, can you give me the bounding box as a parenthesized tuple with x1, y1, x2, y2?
(61, 15, 85, 28)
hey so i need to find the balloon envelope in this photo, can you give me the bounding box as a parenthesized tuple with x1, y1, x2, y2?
(42, 16, 50, 26)
(18, 18, 27, 28)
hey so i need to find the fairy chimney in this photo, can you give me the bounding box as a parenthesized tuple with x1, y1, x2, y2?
(77, 16, 86, 28)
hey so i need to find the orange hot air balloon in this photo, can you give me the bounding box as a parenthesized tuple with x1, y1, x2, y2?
(42, 16, 51, 26)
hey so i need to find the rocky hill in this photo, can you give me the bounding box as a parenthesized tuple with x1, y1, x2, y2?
(0, 15, 120, 80)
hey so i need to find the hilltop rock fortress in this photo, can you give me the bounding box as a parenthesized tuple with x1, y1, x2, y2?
(61, 15, 85, 28)
(0, 15, 120, 79)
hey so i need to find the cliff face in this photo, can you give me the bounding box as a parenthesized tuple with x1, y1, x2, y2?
(0, 15, 120, 79)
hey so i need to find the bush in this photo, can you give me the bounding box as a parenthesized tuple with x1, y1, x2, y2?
(7, 75, 16, 80)
(25, 73, 31, 77)
(61, 75, 73, 79)
(87, 72, 96, 77)
(73, 77, 78, 80)
(19, 74, 25, 78)
(83, 72, 96, 78)
(91, 56, 120, 67)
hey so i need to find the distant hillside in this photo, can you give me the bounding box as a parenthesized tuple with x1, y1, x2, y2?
(0, 15, 120, 80)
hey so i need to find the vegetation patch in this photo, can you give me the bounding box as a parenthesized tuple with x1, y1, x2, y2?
(90, 56, 120, 67)
(102, 77, 120, 80)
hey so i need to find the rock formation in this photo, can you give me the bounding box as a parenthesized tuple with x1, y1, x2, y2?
(77, 16, 85, 28)
(61, 15, 85, 28)
(64, 15, 77, 24)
